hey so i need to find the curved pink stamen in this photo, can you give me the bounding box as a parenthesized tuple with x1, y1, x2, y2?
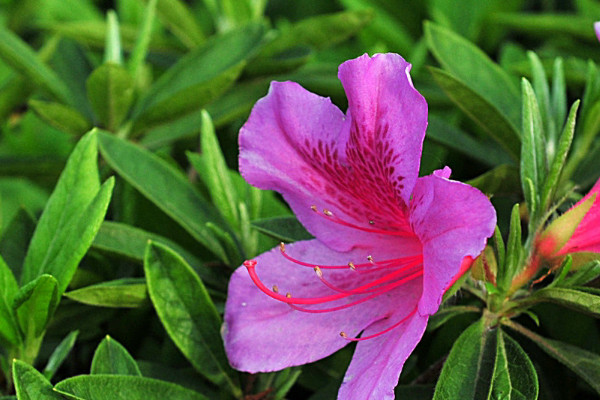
(341, 306, 419, 342)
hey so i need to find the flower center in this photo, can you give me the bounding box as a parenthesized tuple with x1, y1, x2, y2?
(245, 205, 423, 341)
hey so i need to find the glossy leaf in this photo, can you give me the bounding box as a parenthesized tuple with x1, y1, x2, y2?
(491, 331, 538, 399)
(90, 221, 224, 288)
(194, 110, 239, 227)
(13, 275, 59, 339)
(251, 216, 313, 242)
(131, 24, 264, 133)
(91, 336, 141, 376)
(0, 27, 72, 104)
(0, 255, 20, 347)
(425, 22, 520, 129)
(144, 242, 240, 396)
(64, 278, 147, 308)
(428, 67, 520, 160)
(54, 375, 209, 400)
(21, 131, 114, 295)
(97, 131, 232, 262)
(505, 320, 600, 395)
(86, 63, 135, 131)
(531, 287, 600, 317)
(28, 100, 92, 136)
(155, 0, 205, 48)
(43, 331, 79, 380)
(433, 319, 497, 399)
(12, 360, 63, 400)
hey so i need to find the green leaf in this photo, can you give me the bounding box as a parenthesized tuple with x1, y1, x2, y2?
(13, 275, 59, 339)
(91, 336, 141, 376)
(86, 63, 135, 131)
(43, 330, 79, 380)
(466, 165, 521, 197)
(128, 0, 158, 77)
(552, 58, 567, 135)
(498, 204, 522, 293)
(427, 115, 513, 167)
(131, 24, 264, 133)
(504, 320, 600, 395)
(0, 27, 72, 104)
(530, 287, 600, 318)
(491, 13, 596, 40)
(528, 52, 554, 147)
(64, 278, 147, 308)
(251, 216, 313, 242)
(28, 100, 92, 136)
(425, 22, 521, 129)
(433, 318, 497, 399)
(22, 131, 114, 295)
(144, 242, 240, 397)
(540, 101, 579, 212)
(428, 67, 520, 160)
(104, 11, 123, 64)
(91, 221, 225, 288)
(0, 254, 20, 347)
(193, 110, 239, 227)
(427, 306, 480, 332)
(54, 375, 209, 400)
(0, 208, 37, 281)
(563, 260, 600, 286)
(97, 131, 233, 262)
(260, 9, 373, 56)
(12, 360, 64, 400)
(154, 0, 206, 48)
(520, 78, 546, 205)
(491, 331, 538, 399)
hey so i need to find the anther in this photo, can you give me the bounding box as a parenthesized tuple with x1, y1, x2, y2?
(314, 266, 323, 278)
(272, 285, 279, 293)
(279, 242, 286, 253)
(310, 205, 318, 212)
(367, 255, 374, 264)
(369, 220, 375, 225)
(286, 292, 292, 298)
(323, 209, 333, 217)
(348, 262, 356, 271)
(340, 331, 348, 338)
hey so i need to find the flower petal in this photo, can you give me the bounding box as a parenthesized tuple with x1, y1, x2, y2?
(409, 171, 496, 314)
(563, 178, 600, 253)
(223, 240, 422, 372)
(239, 53, 427, 252)
(338, 53, 428, 205)
(338, 311, 428, 400)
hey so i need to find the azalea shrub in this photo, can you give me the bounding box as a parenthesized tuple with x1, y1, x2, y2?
(1, 1, 600, 400)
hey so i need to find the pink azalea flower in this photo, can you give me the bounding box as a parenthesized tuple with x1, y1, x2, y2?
(536, 179, 600, 260)
(595, 21, 600, 42)
(223, 53, 496, 399)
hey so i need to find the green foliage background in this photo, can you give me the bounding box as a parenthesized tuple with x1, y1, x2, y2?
(0, 0, 600, 399)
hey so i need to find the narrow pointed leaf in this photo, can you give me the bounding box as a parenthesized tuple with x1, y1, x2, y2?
(43, 331, 79, 380)
(530, 287, 600, 317)
(0, 255, 20, 346)
(154, 0, 205, 48)
(428, 67, 520, 160)
(13, 274, 59, 338)
(12, 360, 64, 400)
(128, 0, 158, 76)
(0, 208, 37, 280)
(28, 100, 92, 136)
(97, 131, 231, 262)
(425, 22, 520, 129)
(541, 101, 579, 211)
(0, 27, 72, 104)
(521, 78, 546, 199)
(91, 336, 141, 376)
(22, 131, 114, 294)
(505, 320, 600, 395)
(144, 242, 240, 396)
(64, 278, 147, 308)
(54, 375, 209, 400)
(104, 11, 123, 64)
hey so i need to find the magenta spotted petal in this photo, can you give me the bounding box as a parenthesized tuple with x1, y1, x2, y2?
(226, 53, 496, 399)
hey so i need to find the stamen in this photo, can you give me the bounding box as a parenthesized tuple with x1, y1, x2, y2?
(341, 306, 419, 342)
(367, 255, 374, 264)
(323, 209, 333, 217)
(348, 262, 356, 270)
(314, 266, 323, 278)
(244, 261, 422, 306)
(369, 220, 375, 225)
(272, 285, 279, 293)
